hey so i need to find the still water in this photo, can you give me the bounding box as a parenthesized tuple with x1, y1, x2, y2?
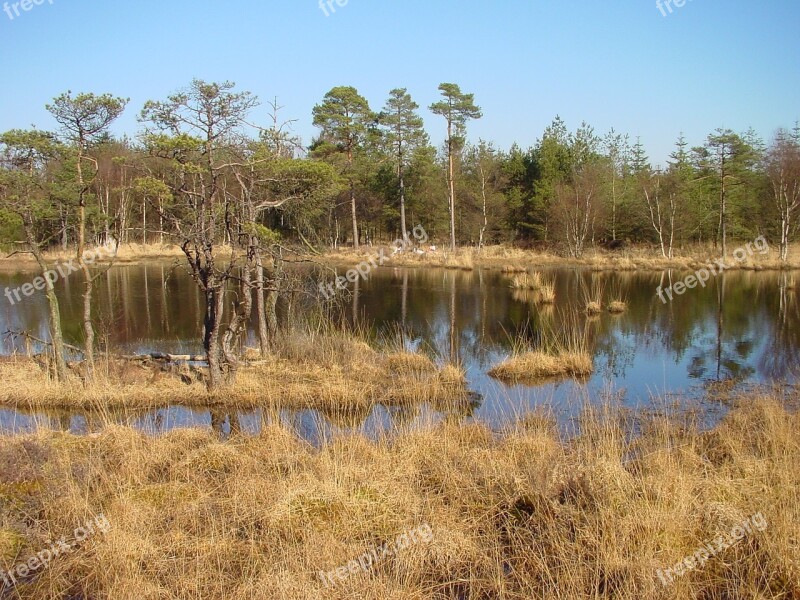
(0, 263, 797, 440)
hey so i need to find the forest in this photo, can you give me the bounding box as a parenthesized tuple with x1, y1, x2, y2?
(2, 80, 799, 263)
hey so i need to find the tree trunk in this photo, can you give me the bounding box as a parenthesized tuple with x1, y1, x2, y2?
(222, 263, 253, 384)
(265, 254, 281, 344)
(448, 121, 457, 251)
(255, 252, 270, 355)
(399, 162, 408, 241)
(26, 228, 67, 382)
(76, 149, 95, 375)
(204, 285, 226, 391)
(349, 147, 359, 249)
(781, 212, 790, 261)
(478, 164, 488, 251)
(719, 154, 727, 257)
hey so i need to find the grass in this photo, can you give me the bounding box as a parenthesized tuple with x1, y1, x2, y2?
(585, 302, 602, 316)
(581, 277, 606, 316)
(0, 242, 188, 272)
(312, 242, 800, 273)
(509, 272, 543, 290)
(0, 394, 796, 598)
(488, 350, 593, 382)
(537, 279, 556, 304)
(5, 241, 800, 275)
(507, 271, 555, 305)
(489, 311, 593, 384)
(608, 300, 628, 314)
(0, 321, 468, 412)
(606, 280, 629, 314)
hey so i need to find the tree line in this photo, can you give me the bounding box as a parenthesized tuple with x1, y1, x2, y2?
(2, 81, 799, 259)
(1, 79, 798, 389)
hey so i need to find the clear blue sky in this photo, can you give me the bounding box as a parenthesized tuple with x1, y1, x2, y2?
(1, 0, 798, 163)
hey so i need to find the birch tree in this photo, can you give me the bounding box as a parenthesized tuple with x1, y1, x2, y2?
(766, 130, 800, 261)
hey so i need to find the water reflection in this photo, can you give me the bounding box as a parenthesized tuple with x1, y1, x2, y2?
(0, 264, 798, 438)
(0, 395, 484, 445)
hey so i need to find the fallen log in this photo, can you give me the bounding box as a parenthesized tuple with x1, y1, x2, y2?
(121, 353, 207, 363)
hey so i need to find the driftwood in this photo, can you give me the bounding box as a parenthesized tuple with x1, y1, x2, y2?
(121, 353, 207, 363)
(4, 330, 205, 364)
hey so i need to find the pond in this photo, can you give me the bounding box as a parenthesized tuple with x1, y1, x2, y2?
(0, 262, 797, 440)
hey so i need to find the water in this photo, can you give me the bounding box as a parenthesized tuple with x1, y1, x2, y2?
(1, 263, 797, 439)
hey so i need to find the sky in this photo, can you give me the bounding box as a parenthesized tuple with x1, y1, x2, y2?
(0, 0, 798, 164)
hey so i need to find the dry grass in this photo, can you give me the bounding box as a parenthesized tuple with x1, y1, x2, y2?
(488, 350, 593, 382)
(536, 279, 556, 304)
(0, 396, 796, 598)
(582, 277, 606, 316)
(4, 242, 799, 274)
(490, 311, 593, 384)
(0, 243, 190, 272)
(0, 325, 467, 412)
(508, 272, 555, 304)
(608, 300, 628, 314)
(606, 280, 629, 315)
(586, 301, 603, 316)
(501, 264, 527, 274)
(312, 242, 800, 274)
(509, 272, 543, 290)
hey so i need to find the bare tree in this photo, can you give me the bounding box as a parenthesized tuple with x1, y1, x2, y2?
(642, 168, 678, 258)
(552, 163, 602, 258)
(766, 130, 800, 261)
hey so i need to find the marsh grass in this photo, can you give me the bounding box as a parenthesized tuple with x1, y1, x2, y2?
(508, 272, 555, 305)
(537, 275, 557, 304)
(312, 242, 800, 275)
(509, 272, 543, 290)
(0, 395, 796, 598)
(489, 311, 593, 383)
(0, 319, 468, 412)
(581, 276, 606, 316)
(607, 280, 629, 314)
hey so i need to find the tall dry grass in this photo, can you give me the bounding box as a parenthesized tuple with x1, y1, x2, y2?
(581, 277, 606, 316)
(0, 395, 796, 598)
(0, 319, 468, 412)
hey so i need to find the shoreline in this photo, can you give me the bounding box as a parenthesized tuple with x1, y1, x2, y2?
(3, 242, 800, 274)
